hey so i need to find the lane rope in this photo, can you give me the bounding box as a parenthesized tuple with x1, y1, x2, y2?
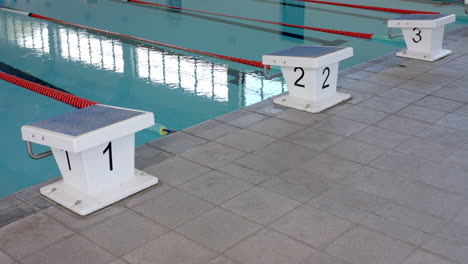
(0, 6, 268, 69)
(0, 71, 97, 108)
(297, 0, 440, 14)
(124, 0, 374, 39)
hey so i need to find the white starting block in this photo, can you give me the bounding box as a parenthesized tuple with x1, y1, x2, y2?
(263, 45, 352, 113)
(388, 14, 455, 61)
(21, 104, 159, 216)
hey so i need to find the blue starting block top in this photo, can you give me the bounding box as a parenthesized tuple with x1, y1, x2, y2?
(265, 46, 345, 58)
(392, 14, 448, 20)
(29, 104, 145, 137)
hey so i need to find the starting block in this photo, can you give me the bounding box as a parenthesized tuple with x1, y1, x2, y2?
(263, 45, 352, 113)
(21, 104, 159, 216)
(388, 14, 455, 61)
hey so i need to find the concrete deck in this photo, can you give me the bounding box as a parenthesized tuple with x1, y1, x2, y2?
(0, 26, 467, 264)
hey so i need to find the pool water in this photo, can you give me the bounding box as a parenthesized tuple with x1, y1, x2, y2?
(0, 0, 466, 197)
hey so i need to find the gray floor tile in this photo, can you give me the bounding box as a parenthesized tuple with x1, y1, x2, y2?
(124, 231, 216, 264)
(346, 70, 375, 80)
(325, 227, 414, 264)
(361, 214, 429, 246)
(245, 103, 288, 117)
(351, 126, 409, 149)
(413, 73, 457, 87)
(376, 115, 431, 135)
(422, 236, 468, 264)
(313, 116, 368, 137)
(259, 177, 321, 203)
(402, 250, 455, 264)
(248, 117, 304, 138)
(337, 76, 359, 88)
(338, 89, 373, 105)
(307, 195, 370, 223)
(181, 142, 246, 169)
(369, 150, 441, 178)
(285, 127, 344, 152)
(299, 250, 350, 264)
(454, 104, 468, 117)
(183, 119, 239, 141)
(206, 255, 240, 264)
(222, 187, 300, 225)
(397, 80, 442, 94)
(417, 125, 468, 148)
(135, 144, 173, 170)
(300, 153, 362, 181)
(344, 80, 391, 95)
(413, 164, 468, 198)
(0, 250, 13, 264)
(82, 210, 168, 256)
(148, 132, 208, 154)
(225, 229, 312, 264)
(326, 139, 387, 165)
(275, 109, 328, 126)
(394, 137, 455, 162)
(322, 184, 387, 213)
(428, 65, 466, 80)
(376, 202, 443, 233)
(179, 171, 253, 205)
(120, 183, 172, 208)
(432, 84, 468, 103)
(363, 73, 408, 87)
(453, 205, 468, 227)
(143, 157, 212, 186)
(336, 105, 389, 125)
(341, 166, 410, 200)
(133, 189, 214, 229)
(414, 96, 464, 113)
(379, 65, 427, 79)
(443, 149, 468, 170)
(0, 202, 36, 228)
(253, 141, 320, 169)
(19, 235, 114, 264)
(358, 96, 409, 114)
(397, 105, 447, 123)
(217, 163, 271, 185)
(216, 129, 276, 153)
(390, 181, 466, 219)
(45, 205, 127, 232)
(176, 208, 260, 252)
(0, 213, 73, 259)
(270, 204, 353, 249)
(276, 168, 334, 195)
(215, 110, 267, 128)
(0, 196, 23, 212)
(436, 113, 468, 131)
(233, 154, 289, 177)
(323, 103, 353, 115)
(433, 221, 468, 245)
(379, 88, 426, 103)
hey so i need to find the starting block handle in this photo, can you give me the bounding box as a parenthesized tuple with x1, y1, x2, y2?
(26, 141, 53, 160)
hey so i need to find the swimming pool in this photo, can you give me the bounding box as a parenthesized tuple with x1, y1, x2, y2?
(0, 0, 466, 198)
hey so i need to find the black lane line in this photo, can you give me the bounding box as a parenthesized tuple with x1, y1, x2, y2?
(0, 61, 73, 94)
(256, 0, 390, 22)
(112, 0, 347, 45)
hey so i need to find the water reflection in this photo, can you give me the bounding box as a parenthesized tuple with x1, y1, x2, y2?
(0, 12, 285, 105)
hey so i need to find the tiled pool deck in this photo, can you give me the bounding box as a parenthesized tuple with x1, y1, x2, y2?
(1, 26, 468, 264)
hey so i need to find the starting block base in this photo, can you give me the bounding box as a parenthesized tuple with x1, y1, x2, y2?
(395, 48, 452, 62)
(273, 92, 350, 113)
(40, 169, 158, 216)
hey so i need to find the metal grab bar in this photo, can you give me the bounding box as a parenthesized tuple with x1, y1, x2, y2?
(388, 28, 403, 39)
(263, 65, 283, 80)
(26, 141, 53, 159)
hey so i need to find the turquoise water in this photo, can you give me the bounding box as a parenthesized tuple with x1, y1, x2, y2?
(0, 0, 466, 198)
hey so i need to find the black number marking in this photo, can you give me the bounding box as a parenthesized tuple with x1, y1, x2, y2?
(65, 151, 71, 171)
(103, 142, 113, 171)
(412, 28, 422, 43)
(294, 67, 305, 88)
(322, 67, 330, 89)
